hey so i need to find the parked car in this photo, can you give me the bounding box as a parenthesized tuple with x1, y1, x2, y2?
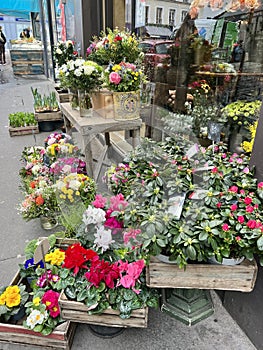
(139, 39, 174, 81)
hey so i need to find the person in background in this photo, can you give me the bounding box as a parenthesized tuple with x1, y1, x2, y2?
(20, 27, 31, 39)
(0, 26, 6, 65)
(231, 40, 244, 63)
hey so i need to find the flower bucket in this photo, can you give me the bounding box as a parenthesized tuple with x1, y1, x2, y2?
(40, 216, 58, 230)
(112, 91, 140, 121)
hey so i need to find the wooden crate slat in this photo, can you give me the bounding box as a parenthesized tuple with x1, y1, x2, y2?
(35, 111, 62, 121)
(54, 88, 71, 103)
(59, 291, 148, 328)
(9, 125, 39, 136)
(146, 257, 258, 292)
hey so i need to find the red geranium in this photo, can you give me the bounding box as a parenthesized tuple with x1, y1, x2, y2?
(62, 243, 98, 275)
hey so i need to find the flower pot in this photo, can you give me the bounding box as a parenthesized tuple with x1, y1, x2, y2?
(207, 256, 245, 266)
(112, 91, 140, 121)
(78, 90, 93, 117)
(156, 254, 178, 264)
(40, 216, 58, 230)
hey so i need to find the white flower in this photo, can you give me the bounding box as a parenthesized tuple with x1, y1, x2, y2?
(56, 48, 62, 55)
(61, 164, 72, 174)
(68, 179, 81, 191)
(26, 309, 47, 329)
(66, 40, 73, 47)
(83, 65, 95, 75)
(74, 68, 82, 77)
(94, 225, 115, 252)
(83, 206, 106, 225)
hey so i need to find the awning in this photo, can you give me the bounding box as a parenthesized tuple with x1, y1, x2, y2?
(0, 0, 39, 19)
(144, 26, 172, 39)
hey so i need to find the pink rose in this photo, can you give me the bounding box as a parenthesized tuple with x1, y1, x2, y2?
(222, 223, 229, 231)
(237, 216, 245, 224)
(228, 186, 238, 193)
(230, 203, 238, 211)
(109, 72, 122, 85)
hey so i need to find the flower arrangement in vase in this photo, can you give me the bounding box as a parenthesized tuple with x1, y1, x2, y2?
(86, 27, 142, 65)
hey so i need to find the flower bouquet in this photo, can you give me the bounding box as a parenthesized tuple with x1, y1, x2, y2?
(104, 61, 144, 93)
(86, 27, 142, 65)
(53, 40, 77, 68)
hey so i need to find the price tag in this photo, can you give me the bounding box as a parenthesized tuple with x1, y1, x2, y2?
(168, 193, 186, 220)
(34, 238, 50, 263)
(186, 144, 199, 159)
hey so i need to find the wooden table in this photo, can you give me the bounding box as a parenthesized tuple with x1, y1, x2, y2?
(60, 103, 142, 181)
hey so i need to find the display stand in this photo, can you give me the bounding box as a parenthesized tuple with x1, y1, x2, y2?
(60, 103, 142, 181)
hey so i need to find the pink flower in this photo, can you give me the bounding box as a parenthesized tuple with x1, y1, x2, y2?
(237, 158, 243, 164)
(258, 182, 263, 189)
(92, 194, 107, 208)
(110, 194, 128, 211)
(123, 228, 141, 245)
(216, 202, 222, 208)
(244, 197, 252, 205)
(211, 167, 218, 173)
(246, 206, 254, 213)
(228, 186, 238, 193)
(109, 72, 122, 85)
(42, 290, 60, 318)
(222, 223, 230, 231)
(243, 167, 249, 174)
(247, 220, 257, 229)
(237, 216, 245, 224)
(240, 189, 245, 195)
(230, 203, 238, 211)
(235, 236, 241, 241)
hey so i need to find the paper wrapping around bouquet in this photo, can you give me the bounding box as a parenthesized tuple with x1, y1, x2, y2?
(112, 91, 141, 121)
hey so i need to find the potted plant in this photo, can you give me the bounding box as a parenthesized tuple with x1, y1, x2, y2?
(103, 61, 145, 120)
(8, 112, 39, 136)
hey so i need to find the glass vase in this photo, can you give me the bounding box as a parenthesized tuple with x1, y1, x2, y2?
(40, 216, 58, 230)
(69, 89, 79, 110)
(78, 90, 93, 117)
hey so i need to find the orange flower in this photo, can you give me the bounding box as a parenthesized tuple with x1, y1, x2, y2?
(35, 196, 44, 206)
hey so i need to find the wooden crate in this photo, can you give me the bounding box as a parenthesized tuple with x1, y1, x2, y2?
(0, 321, 76, 350)
(0, 272, 76, 349)
(91, 90, 114, 119)
(54, 87, 70, 103)
(9, 125, 39, 137)
(146, 257, 258, 292)
(35, 111, 63, 122)
(59, 291, 148, 328)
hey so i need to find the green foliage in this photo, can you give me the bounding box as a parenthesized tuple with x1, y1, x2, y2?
(9, 112, 37, 128)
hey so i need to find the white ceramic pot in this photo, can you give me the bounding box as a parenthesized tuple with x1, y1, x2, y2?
(208, 256, 245, 266)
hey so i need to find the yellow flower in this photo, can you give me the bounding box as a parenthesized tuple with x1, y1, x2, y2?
(33, 297, 41, 306)
(45, 248, 65, 266)
(4, 286, 21, 308)
(0, 293, 6, 305)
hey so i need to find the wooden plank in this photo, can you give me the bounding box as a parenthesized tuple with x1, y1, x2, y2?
(54, 88, 70, 103)
(59, 291, 148, 328)
(9, 125, 39, 137)
(35, 111, 62, 121)
(146, 257, 258, 292)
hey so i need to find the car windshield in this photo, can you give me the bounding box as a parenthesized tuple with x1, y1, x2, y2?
(155, 43, 171, 54)
(138, 43, 153, 53)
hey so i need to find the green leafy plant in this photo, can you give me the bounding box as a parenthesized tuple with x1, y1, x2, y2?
(9, 112, 37, 128)
(31, 88, 59, 112)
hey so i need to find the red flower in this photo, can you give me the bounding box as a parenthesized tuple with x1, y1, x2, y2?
(216, 202, 222, 208)
(62, 243, 98, 275)
(246, 206, 254, 213)
(35, 196, 44, 206)
(114, 34, 122, 42)
(244, 197, 252, 205)
(42, 290, 60, 318)
(222, 223, 230, 231)
(247, 220, 257, 229)
(237, 216, 245, 224)
(230, 203, 238, 211)
(85, 257, 120, 288)
(211, 167, 218, 173)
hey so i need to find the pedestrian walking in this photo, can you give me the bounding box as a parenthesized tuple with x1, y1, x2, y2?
(0, 26, 7, 65)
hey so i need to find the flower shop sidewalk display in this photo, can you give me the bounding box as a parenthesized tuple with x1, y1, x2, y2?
(8, 111, 39, 137)
(0, 270, 76, 350)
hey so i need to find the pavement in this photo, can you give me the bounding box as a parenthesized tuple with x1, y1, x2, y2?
(0, 51, 258, 350)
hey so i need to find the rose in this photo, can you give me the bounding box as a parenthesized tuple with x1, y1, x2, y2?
(109, 72, 122, 85)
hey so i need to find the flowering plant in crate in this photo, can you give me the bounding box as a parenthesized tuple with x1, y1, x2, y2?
(221, 100, 261, 127)
(44, 132, 72, 147)
(50, 157, 87, 176)
(0, 284, 29, 322)
(86, 27, 142, 65)
(107, 137, 263, 267)
(104, 61, 145, 92)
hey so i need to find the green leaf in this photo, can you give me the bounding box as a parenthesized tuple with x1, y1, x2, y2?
(186, 245, 196, 260)
(257, 236, 263, 250)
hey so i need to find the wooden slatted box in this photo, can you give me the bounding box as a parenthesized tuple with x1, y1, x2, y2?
(146, 257, 258, 292)
(59, 291, 148, 328)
